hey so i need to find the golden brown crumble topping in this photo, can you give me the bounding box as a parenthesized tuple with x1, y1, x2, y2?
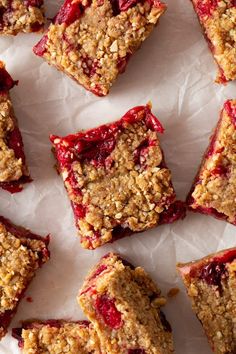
(0, 221, 49, 339)
(0, 93, 27, 182)
(0, 0, 44, 35)
(189, 100, 236, 223)
(61, 121, 174, 249)
(35, 0, 165, 95)
(78, 253, 174, 354)
(178, 249, 236, 354)
(192, 0, 236, 82)
(21, 321, 101, 354)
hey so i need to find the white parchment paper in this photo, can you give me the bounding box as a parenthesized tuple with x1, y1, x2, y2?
(0, 0, 235, 352)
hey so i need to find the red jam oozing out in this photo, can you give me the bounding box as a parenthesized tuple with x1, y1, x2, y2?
(7, 127, 26, 162)
(159, 200, 186, 224)
(199, 250, 236, 289)
(118, 0, 138, 11)
(133, 139, 156, 167)
(95, 295, 123, 329)
(33, 35, 48, 57)
(52, 105, 164, 170)
(30, 21, 43, 32)
(54, 0, 86, 25)
(128, 350, 146, 354)
(0, 66, 17, 92)
(195, 0, 218, 18)
(224, 100, 236, 127)
(26, 296, 33, 303)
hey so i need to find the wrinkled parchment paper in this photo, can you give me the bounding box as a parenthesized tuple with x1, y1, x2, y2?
(0, 0, 235, 352)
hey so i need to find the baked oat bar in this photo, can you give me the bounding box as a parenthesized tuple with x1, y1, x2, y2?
(190, 0, 236, 83)
(33, 0, 166, 96)
(187, 99, 236, 225)
(0, 61, 31, 193)
(78, 252, 174, 354)
(177, 248, 236, 354)
(0, 215, 50, 340)
(0, 0, 44, 35)
(12, 320, 101, 353)
(50, 104, 186, 250)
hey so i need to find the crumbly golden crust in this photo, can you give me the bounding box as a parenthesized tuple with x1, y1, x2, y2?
(0, 93, 28, 182)
(78, 253, 174, 354)
(189, 99, 236, 223)
(177, 248, 236, 354)
(20, 321, 101, 354)
(0, 0, 44, 35)
(192, 0, 236, 82)
(0, 220, 49, 339)
(34, 0, 165, 95)
(54, 118, 175, 250)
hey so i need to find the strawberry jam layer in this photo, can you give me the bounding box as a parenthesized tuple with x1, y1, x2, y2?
(95, 295, 123, 329)
(51, 105, 164, 171)
(128, 350, 146, 354)
(33, 35, 48, 57)
(53, 0, 85, 25)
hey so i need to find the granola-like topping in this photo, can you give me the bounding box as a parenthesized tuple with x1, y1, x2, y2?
(34, 0, 165, 95)
(52, 109, 175, 249)
(0, 93, 25, 182)
(79, 253, 174, 354)
(178, 249, 236, 354)
(0, 0, 44, 35)
(20, 321, 101, 354)
(189, 100, 236, 223)
(192, 0, 236, 82)
(0, 222, 48, 314)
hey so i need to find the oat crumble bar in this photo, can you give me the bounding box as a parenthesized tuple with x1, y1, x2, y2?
(0, 61, 31, 193)
(190, 0, 236, 83)
(0, 215, 50, 340)
(12, 320, 101, 353)
(187, 99, 236, 225)
(33, 0, 166, 96)
(0, 0, 44, 35)
(78, 252, 174, 354)
(50, 104, 186, 250)
(177, 248, 236, 354)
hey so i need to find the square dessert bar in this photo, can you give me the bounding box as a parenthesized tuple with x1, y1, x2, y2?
(0, 61, 31, 193)
(191, 0, 236, 83)
(177, 248, 236, 354)
(12, 320, 101, 353)
(0, 215, 50, 340)
(78, 252, 174, 354)
(187, 99, 236, 225)
(0, 0, 45, 35)
(50, 104, 186, 250)
(33, 0, 166, 96)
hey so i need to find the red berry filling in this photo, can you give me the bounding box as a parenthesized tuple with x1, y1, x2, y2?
(210, 165, 229, 177)
(33, 35, 48, 57)
(197, 250, 236, 291)
(159, 200, 186, 224)
(54, 0, 89, 25)
(95, 295, 123, 329)
(24, 0, 43, 7)
(224, 100, 236, 127)
(0, 66, 17, 92)
(118, 0, 138, 11)
(159, 311, 172, 332)
(72, 203, 87, 219)
(117, 54, 131, 73)
(81, 56, 99, 77)
(195, 0, 218, 18)
(128, 350, 146, 354)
